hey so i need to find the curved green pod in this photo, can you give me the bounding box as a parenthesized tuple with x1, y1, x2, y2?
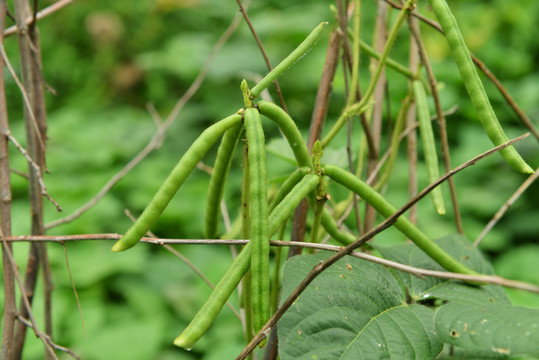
(257, 100, 314, 169)
(268, 167, 312, 213)
(174, 241, 252, 350)
(428, 0, 533, 174)
(112, 112, 243, 252)
(320, 208, 356, 246)
(204, 123, 243, 239)
(268, 173, 319, 231)
(323, 164, 477, 275)
(413, 80, 446, 215)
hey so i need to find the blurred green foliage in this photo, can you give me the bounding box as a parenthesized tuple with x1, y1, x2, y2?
(1, 0, 538, 358)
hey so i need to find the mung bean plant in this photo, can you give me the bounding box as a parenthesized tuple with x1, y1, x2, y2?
(114, 1, 538, 358)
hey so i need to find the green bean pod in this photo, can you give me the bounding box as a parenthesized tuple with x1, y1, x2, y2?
(323, 164, 477, 275)
(174, 171, 320, 349)
(268, 167, 312, 213)
(174, 242, 252, 350)
(244, 107, 270, 332)
(257, 100, 314, 169)
(112, 113, 243, 252)
(320, 208, 356, 246)
(428, 0, 533, 174)
(250, 22, 328, 98)
(268, 173, 319, 232)
(204, 123, 243, 238)
(413, 80, 446, 215)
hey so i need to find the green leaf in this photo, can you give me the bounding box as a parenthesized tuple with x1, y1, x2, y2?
(374, 234, 510, 306)
(278, 252, 444, 359)
(435, 302, 539, 357)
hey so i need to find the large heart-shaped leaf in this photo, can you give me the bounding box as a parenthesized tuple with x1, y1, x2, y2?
(278, 252, 444, 359)
(374, 235, 510, 306)
(278, 235, 539, 359)
(435, 302, 539, 357)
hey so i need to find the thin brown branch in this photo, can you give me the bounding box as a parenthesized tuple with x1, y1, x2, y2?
(5, 131, 61, 211)
(45, 8, 243, 230)
(236, 133, 531, 357)
(61, 243, 86, 339)
(307, 30, 340, 148)
(236, 0, 288, 113)
(16, 315, 80, 360)
(0, 2, 16, 357)
(4, 233, 538, 294)
(364, 0, 389, 234)
(1, 240, 57, 359)
(0, 43, 45, 152)
(4, 0, 73, 37)
(474, 166, 539, 246)
(13, 0, 53, 355)
(471, 54, 539, 142)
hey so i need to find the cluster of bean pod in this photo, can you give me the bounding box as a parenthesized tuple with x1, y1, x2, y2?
(111, 1, 533, 348)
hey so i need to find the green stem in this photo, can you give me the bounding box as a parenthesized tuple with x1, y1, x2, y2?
(346, 0, 361, 108)
(358, 38, 413, 78)
(322, 0, 415, 147)
(320, 208, 357, 246)
(268, 167, 311, 213)
(374, 95, 412, 191)
(257, 100, 314, 169)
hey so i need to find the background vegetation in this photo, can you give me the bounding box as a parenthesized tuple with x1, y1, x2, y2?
(2, 0, 538, 358)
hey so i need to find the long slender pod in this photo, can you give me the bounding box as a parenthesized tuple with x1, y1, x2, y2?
(320, 208, 357, 246)
(174, 172, 320, 349)
(268, 167, 311, 213)
(250, 22, 328, 98)
(244, 107, 271, 333)
(174, 242, 252, 350)
(268, 174, 319, 232)
(323, 164, 477, 275)
(413, 80, 446, 215)
(204, 123, 243, 238)
(257, 100, 314, 169)
(427, 0, 533, 174)
(112, 112, 243, 252)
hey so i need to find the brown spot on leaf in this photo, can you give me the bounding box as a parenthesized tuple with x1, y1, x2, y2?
(492, 347, 510, 355)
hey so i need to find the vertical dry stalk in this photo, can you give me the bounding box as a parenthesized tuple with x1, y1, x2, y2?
(289, 28, 341, 259)
(364, 0, 388, 232)
(0, 2, 16, 359)
(13, 0, 52, 358)
(406, 18, 419, 227)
